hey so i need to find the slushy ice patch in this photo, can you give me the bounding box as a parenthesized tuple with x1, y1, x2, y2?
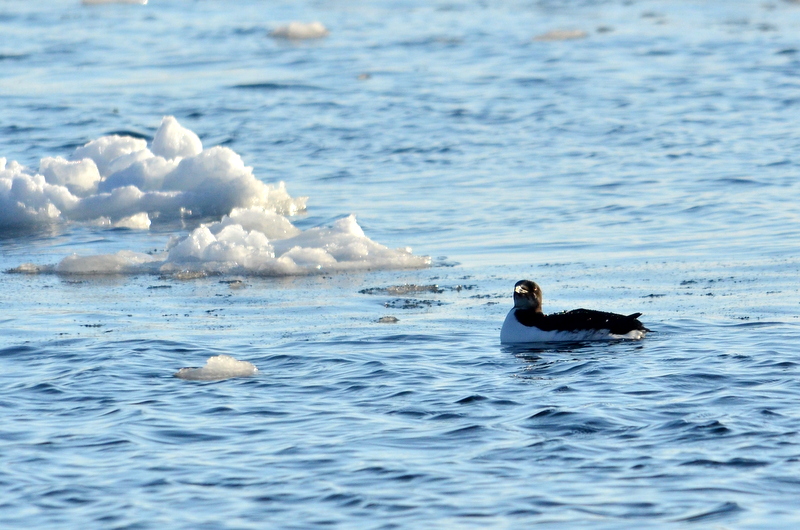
(3, 117, 429, 275)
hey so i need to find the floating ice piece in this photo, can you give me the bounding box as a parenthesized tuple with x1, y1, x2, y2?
(44, 208, 428, 276)
(174, 355, 258, 381)
(159, 211, 429, 276)
(0, 116, 307, 229)
(534, 29, 588, 41)
(114, 212, 151, 230)
(5, 117, 429, 277)
(270, 22, 329, 40)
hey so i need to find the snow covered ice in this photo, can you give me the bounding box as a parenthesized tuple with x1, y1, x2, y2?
(2, 117, 429, 276)
(269, 22, 329, 40)
(174, 355, 258, 381)
(1, 116, 305, 227)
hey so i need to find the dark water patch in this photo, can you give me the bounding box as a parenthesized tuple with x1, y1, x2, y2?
(456, 394, 488, 404)
(0, 344, 40, 357)
(680, 458, 769, 468)
(396, 36, 463, 48)
(150, 429, 226, 443)
(687, 420, 730, 437)
(675, 501, 743, 523)
(371, 333, 452, 343)
(388, 409, 427, 418)
(0, 52, 30, 61)
(230, 82, 322, 91)
(491, 399, 521, 406)
(243, 409, 289, 417)
(430, 413, 464, 421)
(75, 438, 131, 449)
(29, 382, 65, 395)
(444, 424, 484, 436)
(528, 408, 567, 419)
(104, 129, 150, 140)
(729, 320, 786, 329)
(202, 406, 236, 414)
(761, 159, 791, 167)
(1, 124, 38, 135)
(514, 77, 548, 86)
(322, 492, 363, 507)
(715, 177, 765, 186)
(683, 372, 727, 381)
(232, 26, 263, 36)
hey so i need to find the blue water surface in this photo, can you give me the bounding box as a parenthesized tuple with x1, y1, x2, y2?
(2, 0, 800, 527)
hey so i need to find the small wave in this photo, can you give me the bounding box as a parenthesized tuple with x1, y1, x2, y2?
(680, 458, 768, 468)
(675, 501, 743, 523)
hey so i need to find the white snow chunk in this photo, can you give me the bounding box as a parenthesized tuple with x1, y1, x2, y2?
(174, 355, 258, 381)
(270, 21, 329, 40)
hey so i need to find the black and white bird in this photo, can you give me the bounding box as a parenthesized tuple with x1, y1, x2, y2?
(500, 280, 650, 343)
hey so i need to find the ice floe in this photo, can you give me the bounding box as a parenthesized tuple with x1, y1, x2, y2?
(3, 117, 429, 276)
(174, 355, 258, 381)
(46, 209, 428, 276)
(270, 22, 329, 40)
(0, 116, 306, 229)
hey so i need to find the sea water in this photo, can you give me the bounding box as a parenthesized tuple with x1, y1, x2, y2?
(2, 0, 800, 527)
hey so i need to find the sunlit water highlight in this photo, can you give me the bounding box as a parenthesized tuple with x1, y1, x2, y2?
(2, 0, 800, 527)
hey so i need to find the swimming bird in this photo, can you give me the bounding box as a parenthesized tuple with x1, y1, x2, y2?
(500, 280, 650, 343)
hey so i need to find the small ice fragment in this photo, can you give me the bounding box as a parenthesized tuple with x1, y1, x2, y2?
(270, 22, 329, 40)
(534, 30, 588, 41)
(56, 250, 160, 274)
(113, 212, 151, 230)
(6, 263, 43, 274)
(174, 355, 258, 381)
